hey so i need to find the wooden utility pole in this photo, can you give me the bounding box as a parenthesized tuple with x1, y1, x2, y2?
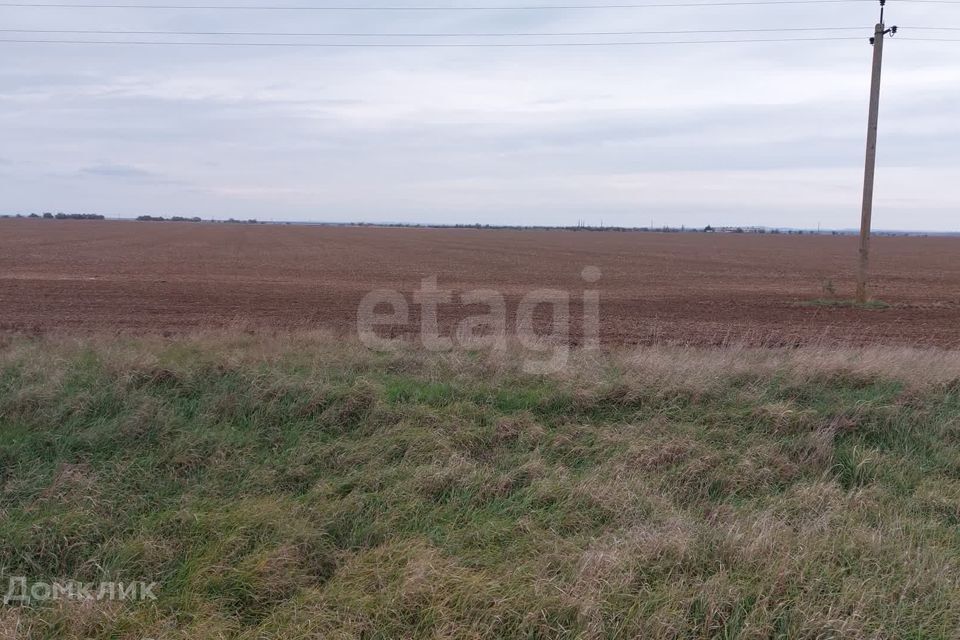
(857, 0, 896, 303)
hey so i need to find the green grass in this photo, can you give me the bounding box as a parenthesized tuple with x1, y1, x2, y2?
(1, 334, 959, 638)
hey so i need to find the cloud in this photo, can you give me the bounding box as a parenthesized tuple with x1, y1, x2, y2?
(0, 1, 957, 229)
(79, 163, 156, 179)
(74, 163, 189, 187)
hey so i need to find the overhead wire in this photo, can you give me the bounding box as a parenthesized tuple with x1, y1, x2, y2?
(0, 26, 872, 36)
(2, 0, 958, 46)
(0, 0, 884, 11)
(0, 36, 870, 45)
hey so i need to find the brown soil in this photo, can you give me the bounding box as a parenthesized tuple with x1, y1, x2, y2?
(1, 220, 958, 347)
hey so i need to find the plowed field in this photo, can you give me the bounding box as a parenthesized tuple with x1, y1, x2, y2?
(2, 220, 958, 347)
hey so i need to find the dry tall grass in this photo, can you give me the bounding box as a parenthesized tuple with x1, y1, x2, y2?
(1, 333, 958, 639)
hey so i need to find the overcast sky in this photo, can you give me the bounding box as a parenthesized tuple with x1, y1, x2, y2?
(1, 1, 958, 230)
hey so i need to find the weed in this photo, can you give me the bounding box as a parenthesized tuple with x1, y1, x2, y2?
(0, 334, 958, 638)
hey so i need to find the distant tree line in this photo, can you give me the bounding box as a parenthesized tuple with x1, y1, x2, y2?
(0, 213, 879, 235)
(136, 215, 203, 223)
(327, 222, 770, 234)
(337, 221, 688, 233)
(135, 216, 260, 224)
(0, 212, 106, 220)
(51, 213, 104, 220)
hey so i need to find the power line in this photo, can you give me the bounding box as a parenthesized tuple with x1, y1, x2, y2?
(0, 36, 868, 46)
(0, 0, 880, 10)
(0, 26, 871, 37)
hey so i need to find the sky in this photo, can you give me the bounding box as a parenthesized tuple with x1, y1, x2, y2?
(0, 1, 958, 230)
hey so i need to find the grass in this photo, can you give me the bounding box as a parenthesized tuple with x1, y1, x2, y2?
(1, 333, 960, 638)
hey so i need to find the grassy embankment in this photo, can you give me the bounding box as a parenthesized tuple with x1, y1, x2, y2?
(1, 334, 959, 639)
